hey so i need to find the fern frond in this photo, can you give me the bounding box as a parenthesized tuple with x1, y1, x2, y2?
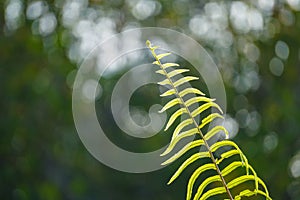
(161, 140, 205, 165)
(146, 40, 271, 200)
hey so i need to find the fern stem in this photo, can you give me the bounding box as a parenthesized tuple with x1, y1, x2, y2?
(147, 43, 234, 200)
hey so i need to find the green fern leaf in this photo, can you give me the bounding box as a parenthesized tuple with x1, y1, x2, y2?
(159, 98, 181, 113)
(161, 128, 199, 156)
(199, 113, 224, 129)
(168, 152, 211, 184)
(165, 108, 187, 130)
(146, 40, 271, 200)
(179, 87, 205, 97)
(171, 118, 193, 139)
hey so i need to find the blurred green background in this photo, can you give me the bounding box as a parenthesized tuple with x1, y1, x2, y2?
(1, 0, 300, 199)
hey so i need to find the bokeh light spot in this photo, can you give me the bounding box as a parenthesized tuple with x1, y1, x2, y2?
(223, 115, 239, 139)
(247, 111, 261, 132)
(189, 15, 210, 36)
(230, 1, 249, 33)
(263, 132, 278, 153)
(275, 40, 290, 60)
(26, 1, 46, 20)
(287, 0, 300, 11)
(258, 0, 274, 11)
(5, 0, 23, 31)
(269, 57, 284, 76)
(244, 43, 260, 62)
(235, 109, 250, 128)
(289, 152, 300, 178)
(39, 13, 57, 36)
(62, 0, 87, 28)
(131, 0, 159, 20)
(247, 9, 263, 31)
(279, 8, 295, 26)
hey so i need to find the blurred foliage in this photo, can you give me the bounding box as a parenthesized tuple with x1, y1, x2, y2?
(1, 0, 300, 199)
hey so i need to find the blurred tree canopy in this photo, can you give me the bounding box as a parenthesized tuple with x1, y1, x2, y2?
(1, 0, 300, 199)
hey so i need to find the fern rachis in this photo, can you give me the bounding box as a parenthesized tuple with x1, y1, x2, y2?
(146, 40, 271, 200)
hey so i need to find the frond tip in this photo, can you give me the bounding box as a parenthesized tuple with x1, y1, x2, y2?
(146, 40, 272, 200)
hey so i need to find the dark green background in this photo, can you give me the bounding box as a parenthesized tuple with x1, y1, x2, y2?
(1, 0, 300, 199)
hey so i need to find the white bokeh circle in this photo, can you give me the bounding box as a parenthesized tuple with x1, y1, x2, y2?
(72, 27, 226, 173)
